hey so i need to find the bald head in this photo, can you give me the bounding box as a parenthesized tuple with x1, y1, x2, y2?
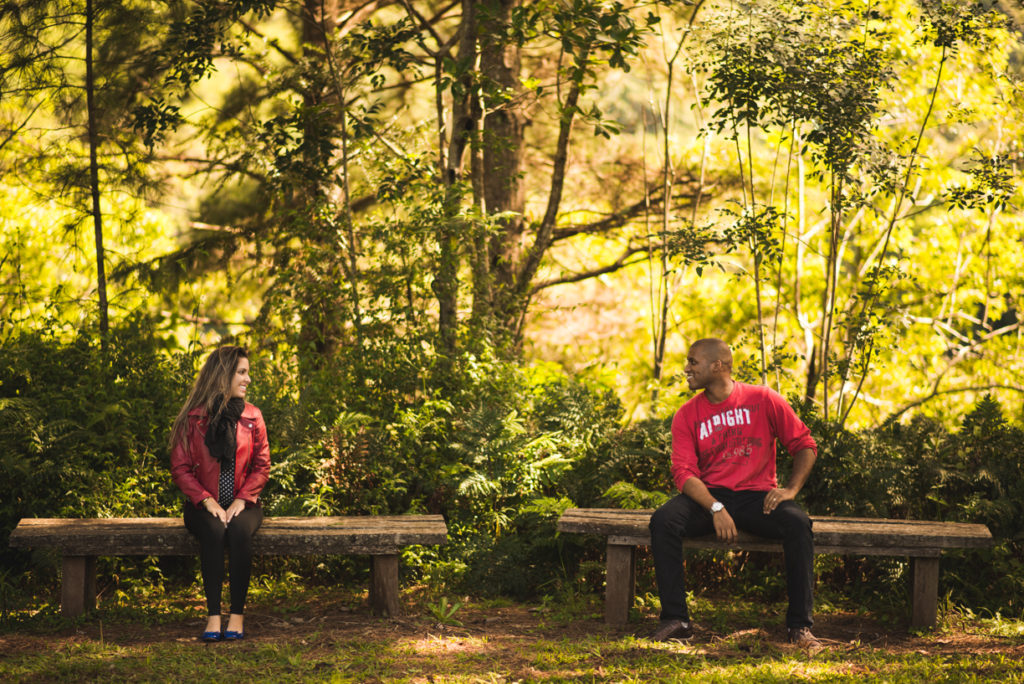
(683, 338, 734, 395)
(690, 338, 733, 371)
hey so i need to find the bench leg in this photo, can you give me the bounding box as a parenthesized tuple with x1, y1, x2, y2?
(606, 543, 636, 626)
(61, 555, 96, 618)
(370, 554, 401, 617)
(910, 556, 940, 629)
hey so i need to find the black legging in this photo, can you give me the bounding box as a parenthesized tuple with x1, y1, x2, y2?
(183, 501, 263, 616)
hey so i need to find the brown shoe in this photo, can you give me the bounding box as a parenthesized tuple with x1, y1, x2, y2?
(788, 627, 823, 654)
(651, 619, 693, 642)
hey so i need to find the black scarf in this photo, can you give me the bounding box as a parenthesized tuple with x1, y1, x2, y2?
(204, 396, 245, 464)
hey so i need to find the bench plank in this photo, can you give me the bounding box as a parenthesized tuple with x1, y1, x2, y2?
(557, 508, 992, 629)
(558, 509, 992, 550)
(607, 535, 943, 557)
(8, 515, 447, 619)
(9, 516, 448, 556)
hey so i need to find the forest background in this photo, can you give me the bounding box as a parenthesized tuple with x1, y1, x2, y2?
(1, 0, 1023, 621)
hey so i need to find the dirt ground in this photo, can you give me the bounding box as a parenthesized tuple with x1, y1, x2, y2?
(2, 600, 1022, 662)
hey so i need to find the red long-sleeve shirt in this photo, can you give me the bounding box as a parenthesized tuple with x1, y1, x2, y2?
(671, 382, 816, 492)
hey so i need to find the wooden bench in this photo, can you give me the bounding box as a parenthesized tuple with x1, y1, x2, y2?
(8, 515, 447, 618)
(557, 508, 993, 629)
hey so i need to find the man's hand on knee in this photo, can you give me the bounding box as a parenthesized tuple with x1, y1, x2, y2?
(763, 487, 796, 515)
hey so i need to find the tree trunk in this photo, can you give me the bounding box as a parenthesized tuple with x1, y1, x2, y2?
(85, 0, 108, 347)
(295, 0, 349, 374)
(435, 0, 481, 365)
(476, 0, 525, 340)
(504, 46, 589, 338)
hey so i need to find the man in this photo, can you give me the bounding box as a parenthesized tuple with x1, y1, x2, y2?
(648, 338, 820, 650)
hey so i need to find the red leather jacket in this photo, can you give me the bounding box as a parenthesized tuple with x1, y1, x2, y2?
(170, 403, 271, 507)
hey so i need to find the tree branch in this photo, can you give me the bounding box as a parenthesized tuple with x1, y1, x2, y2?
(529, 243, 655, 293)
(0, 100, 43, 154)
(154, 154, 269, 184)
(397, 0, 444, 52)
(335, 0, 384, 36)
(887, 384, 1024, 423)
(237, 18, 299, 64)
(549, 180, 708, 242)
(885, 320, 1023, 422)
(515, 47, 590, 296)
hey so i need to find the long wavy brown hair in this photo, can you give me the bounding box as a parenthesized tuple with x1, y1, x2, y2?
(169, 346, 249, 455)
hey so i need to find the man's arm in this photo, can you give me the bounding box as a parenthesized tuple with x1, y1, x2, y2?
(763, 447, 816, 514)
(670, 406, 700, 491)
(682, 476, 738, 543)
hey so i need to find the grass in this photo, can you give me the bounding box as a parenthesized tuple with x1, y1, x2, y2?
(2, 582, 1022, 683)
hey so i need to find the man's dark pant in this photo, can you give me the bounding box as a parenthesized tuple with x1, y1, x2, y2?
(649, 488, 814, 629)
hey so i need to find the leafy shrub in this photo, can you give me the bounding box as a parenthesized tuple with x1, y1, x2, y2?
(0, 319, 184, 528)
(0, 318, 193, 597)
(567, 417, 673, 508)
(798, 396, 1024, 616)
(2, 320, 1021, 618)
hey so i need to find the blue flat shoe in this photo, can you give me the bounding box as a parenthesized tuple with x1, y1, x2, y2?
(223, 630, 245, 640)
(201, 630, 223, 642)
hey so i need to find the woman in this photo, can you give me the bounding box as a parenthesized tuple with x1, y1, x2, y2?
(169, 346, 270, 642)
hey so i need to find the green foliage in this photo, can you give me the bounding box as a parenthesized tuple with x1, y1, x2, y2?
(601, 481, 669, 510)
(722, 203, 783, 264)
(567, 417, 672, 507)
(2, 319, 1023, 617)
(701, 0, 893, 171)
(544, 0, 661, 77)
(3, 0, 1024, 623)
(313, 347, 624, 597)
(918, 0, 1003, 49)
(0, 318, 188, 585)
(163, 0, 277, 88)
(946, 153, 1017, 212)
(426, 595, 463, 626)
(797, 397, 1024, 615)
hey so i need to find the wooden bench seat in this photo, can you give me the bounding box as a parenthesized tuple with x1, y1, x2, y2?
(8, 515, 448, 618)
(557, 508, 993, 629)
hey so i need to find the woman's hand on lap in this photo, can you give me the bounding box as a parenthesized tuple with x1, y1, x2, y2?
(203, 498, 228, 525)
(225, 498, 246, 522)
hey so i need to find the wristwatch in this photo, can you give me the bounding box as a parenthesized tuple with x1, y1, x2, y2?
(710, 501, 724, 515)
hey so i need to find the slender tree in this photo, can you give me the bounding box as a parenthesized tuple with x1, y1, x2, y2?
(84, 0, 108, 345)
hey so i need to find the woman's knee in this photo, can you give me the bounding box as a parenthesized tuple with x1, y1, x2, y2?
(187, 516, 227, 543)
(225, 523, 256, 547)
(225, 514, 260, 547)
